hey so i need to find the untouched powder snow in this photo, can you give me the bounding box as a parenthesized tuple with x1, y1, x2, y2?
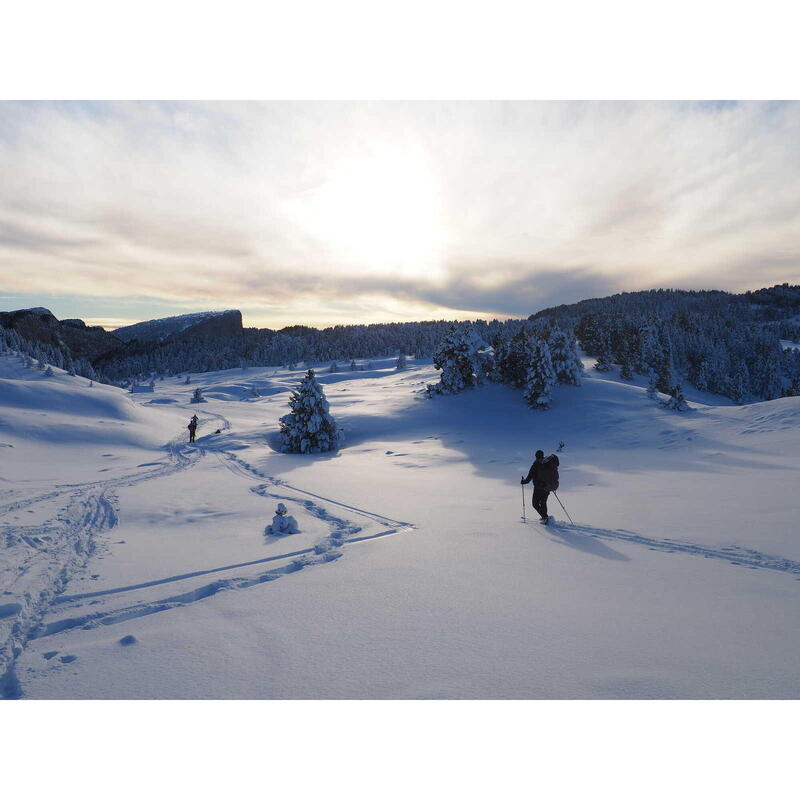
(2, 354, 800, 699)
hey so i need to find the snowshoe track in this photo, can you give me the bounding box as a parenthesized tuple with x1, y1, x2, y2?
(549, 522, 800, 576)
(0, 430, 203, 698)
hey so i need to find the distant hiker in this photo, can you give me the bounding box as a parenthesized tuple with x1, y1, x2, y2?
(188, 414, 199, 443)
(521, 450, 560, 524)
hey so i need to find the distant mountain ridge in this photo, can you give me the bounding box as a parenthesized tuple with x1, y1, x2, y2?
(3, 285, 799, 399)
(113, 310, 242, 343)
(0, 307, 122, 362)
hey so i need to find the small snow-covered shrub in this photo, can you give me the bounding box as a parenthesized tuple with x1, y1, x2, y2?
(662, 384, 689, 412)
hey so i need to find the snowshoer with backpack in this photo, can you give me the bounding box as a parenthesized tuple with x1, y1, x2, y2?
(188, 414, 199, 443)
(521, 450, 559, 524)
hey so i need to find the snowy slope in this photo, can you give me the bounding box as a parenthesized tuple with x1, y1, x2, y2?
(2, 354, 800, 699)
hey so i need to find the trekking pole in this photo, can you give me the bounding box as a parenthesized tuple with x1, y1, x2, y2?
(552, 491, 574, 525)
(521, 480, 526, 522)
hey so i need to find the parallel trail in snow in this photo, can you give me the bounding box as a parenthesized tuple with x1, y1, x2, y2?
(10, 409, 417, 679)
(549, 523, 800, 576)
(218, 450, 414, 530)
(0, 488, 120, 698)
(34, 524, 411, 637)
(0, 424, 206, 698)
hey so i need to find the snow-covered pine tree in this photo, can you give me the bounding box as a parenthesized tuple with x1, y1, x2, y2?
(191, 387, 205, 403)
(523, 336, 556, 410)
(654, 329, 676, 393)
(694, 358, 710, 391)
(619, 353, 633, 380)
(396, 351, 407, 370)
(350, 360, 356, 371)
(646, 369, 659, 400)
(44, 365, 54, 377)
(729, 363, 750, 404)
(185, 375, 191, 385)
(427, 322, 487, 395)
(329, 362, 338, 373)
(250, 384, 260, 398)
(549, 328, 583, 385)
(279, 369, 343, 454)
(594, 351, 612, 371)
(493, 328, 529, 388)
(593, 328, 613, 372)
(662, 384, 688, 411)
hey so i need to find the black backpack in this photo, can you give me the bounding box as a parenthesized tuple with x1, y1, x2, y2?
(541, 454, 559, 491)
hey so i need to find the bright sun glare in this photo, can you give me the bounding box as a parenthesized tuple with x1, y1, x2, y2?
(301, 153, 443, 279)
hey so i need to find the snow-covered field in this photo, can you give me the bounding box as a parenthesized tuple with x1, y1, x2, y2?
(2, 353, 800, 699)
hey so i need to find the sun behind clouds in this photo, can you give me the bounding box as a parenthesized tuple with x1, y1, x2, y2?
(296, 150, 445, 279)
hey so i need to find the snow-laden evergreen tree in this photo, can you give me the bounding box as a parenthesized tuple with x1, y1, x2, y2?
(350, 360, 357, 371)
(594, 352, 612, 371)
(654, 329, 677, 393)
(729, 363, 750, 404)
(328, 362, 338, 373)
(427, 322, 487, 395)
(523, 337, 556, 410)
(279, 369, 343, 454)
(493, 328, 529, 388)
(646, 369, 659, 399)
(662, 384, 688, 411)
(694, 359, 710, 391)
(184, 375, 191, 385)
(249, 383, 260, 398)
(396, 351, 407, 370)
(191, 387, 205, 403)
(593, 328, 613, 372)
(44, 365, 54, 377)
(639, 326, 661, 376)
(548, 328, 583, 385)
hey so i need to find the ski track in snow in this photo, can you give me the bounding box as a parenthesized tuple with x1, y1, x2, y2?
(0, 421, 206, 698)
(549, 523, 800, 575)
(218, 450, 414, 530)
(2, 408, 416, 697)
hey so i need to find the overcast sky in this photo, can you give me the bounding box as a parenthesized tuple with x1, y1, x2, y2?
(0, 101, 798, 329)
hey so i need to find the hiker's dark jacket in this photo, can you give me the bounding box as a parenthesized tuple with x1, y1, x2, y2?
(521, 459, 545, 488)
(521, 455, 557, 489)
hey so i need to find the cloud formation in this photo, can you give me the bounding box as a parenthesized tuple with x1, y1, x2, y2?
(0, 101, 798, 328)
